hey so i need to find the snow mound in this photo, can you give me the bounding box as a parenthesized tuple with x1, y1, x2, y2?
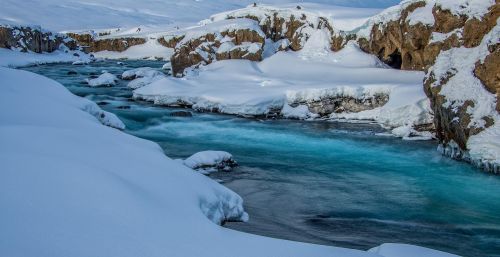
(122, 67, 166, 89)
(184, 151, 237, 174)
(281, 104, 318, 120)
(85, 72, 118, 87)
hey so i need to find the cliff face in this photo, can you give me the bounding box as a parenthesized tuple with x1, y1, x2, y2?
(0, 25, 77, 53)
(352, 0, 499, 170)
(66, 32, 146, 53)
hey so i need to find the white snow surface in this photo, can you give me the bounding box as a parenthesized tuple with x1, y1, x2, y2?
(134, 40, 431, 134)
(1, 66, 397, 257)
(0, 47, 90, 68)
(184, 151, 234, 169)
(122, 67, 166, 89)
(85, 72, 118, 87)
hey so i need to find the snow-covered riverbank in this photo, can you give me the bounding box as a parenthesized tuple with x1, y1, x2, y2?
(0, 64, 462, 257)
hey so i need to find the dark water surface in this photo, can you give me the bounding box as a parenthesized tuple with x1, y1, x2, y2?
(22, 61, 500, 257)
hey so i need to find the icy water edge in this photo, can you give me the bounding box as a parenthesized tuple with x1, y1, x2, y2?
(21, 60, 500, 257)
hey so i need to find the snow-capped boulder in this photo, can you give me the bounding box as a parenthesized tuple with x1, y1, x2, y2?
(85, 72, 118, 87)
(183, 151, 237, 174)
(122, 67, 166, 89)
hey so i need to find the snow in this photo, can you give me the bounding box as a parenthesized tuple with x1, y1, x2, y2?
(406, 2, 435, 26)
(183, 151, 237, 174)
(369, 243, 460, 257)
(281, 104, 318, 120)
(121, 67, 166, 89)
(4, 66, 425, 257)
(85, 72, 118, 87)
(0, 47, 90, 68)
(134, 40, 430, 135)
(122, 67, 163, 80)
(429, 29, 463, 44)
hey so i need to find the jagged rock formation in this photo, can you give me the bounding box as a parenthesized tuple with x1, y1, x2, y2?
(66, 32, 146, 53)
(0, 25, 77, 52)
(161, 19, 266, 76)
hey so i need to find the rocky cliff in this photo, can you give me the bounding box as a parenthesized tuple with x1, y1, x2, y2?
(66, 32, 146, 53)
(351, 0, 499, 171)
(0, 25, 77, 52)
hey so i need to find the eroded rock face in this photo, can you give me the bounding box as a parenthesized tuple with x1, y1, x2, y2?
(0, 25, 76, 52)
(170, 28, 265, 76)
(67, 32, 146, 53)
(348, 1, 499, 157)
(290, 94, 389, 117)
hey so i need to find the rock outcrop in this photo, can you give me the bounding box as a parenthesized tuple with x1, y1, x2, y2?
(0, 25, 77, 52)
(289, 94, 389, 117)
(347, 0, 499, 171)
(164, 19, 266, 76)
(67, 32, 146, 53)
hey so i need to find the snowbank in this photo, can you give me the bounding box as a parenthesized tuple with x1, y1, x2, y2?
(0, 47, 90, 68)
(85, 72, 118, 87)
(184, 151, 237, 174)
(134, 40, 430, 136)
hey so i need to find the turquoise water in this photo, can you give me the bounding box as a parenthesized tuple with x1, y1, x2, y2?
(22, 61, 500, 257)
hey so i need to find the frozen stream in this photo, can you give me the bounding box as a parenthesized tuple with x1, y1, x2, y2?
(22, 60, 500, 257)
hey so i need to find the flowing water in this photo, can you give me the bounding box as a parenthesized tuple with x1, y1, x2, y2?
(22, 61, 500, 257)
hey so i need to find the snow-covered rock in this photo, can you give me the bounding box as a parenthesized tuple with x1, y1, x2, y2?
(184, 151, 237, 174)
(122, 67, 166, 89)
(281, 104, 318, 120)
(85, 72, 118, 87)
